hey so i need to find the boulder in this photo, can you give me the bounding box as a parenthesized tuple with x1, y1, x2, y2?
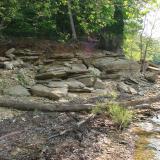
(92, 57, 140, 72)
(75, 50, 106, 59)
(31, 84, 68, 100)
(67, 63, 88, 74)
(14, 49, 42, 56)
(36, 70, 67, 80)
(145, 72, 158, 83)
(3, 62, 14, 70)
(51, 52, 75, 59)
(5, 48, 16, 55)
(5, 48, 16, 60)
(3, 60, 24, 70)
(3, 85, 30, 97)
(117, 82, 137, 95)
(0, 57, 10, 62)
(47, 79, 93, 93)
(66, 79, 92, 92)
(101, 72, 121, 80)
(94, 78, 106, 89)
(88, 66, 101, 77)
(74, 75, 96, 87)
(38, 65, 69, 73)
(47, 81, 68, 88)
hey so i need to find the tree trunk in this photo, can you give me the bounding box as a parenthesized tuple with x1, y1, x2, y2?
(67, 0, 77, 40)
(99, 2, 124, 54)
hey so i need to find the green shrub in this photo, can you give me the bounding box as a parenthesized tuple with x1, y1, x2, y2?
(108, 103, 133, 130)
(92, 102, 133, 130)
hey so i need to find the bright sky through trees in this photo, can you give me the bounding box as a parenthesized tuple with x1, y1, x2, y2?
(143, 2, 160, 39)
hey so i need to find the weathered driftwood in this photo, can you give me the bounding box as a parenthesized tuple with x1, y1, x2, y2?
(148, 62, 160, 69)
(0, 96, 94, 112)
(0, 94, 160, 112)
(148, 66, 160, 72)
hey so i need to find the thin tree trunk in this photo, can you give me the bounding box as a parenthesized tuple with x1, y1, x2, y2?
(67, 0, 77, 40)
(141, 7, 159, 73)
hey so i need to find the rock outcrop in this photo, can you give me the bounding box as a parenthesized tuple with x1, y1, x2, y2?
(1, 47, 155, 101)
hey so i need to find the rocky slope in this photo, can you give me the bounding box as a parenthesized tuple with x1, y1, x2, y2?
(0, 44, 159, 160)
(0, 47, 156, 102)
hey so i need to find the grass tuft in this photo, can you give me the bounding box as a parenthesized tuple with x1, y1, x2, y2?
(92, 102, 133, 130)
(108, 103, 133, 130)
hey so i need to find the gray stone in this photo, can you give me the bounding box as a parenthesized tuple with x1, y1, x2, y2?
(145, 72, 158, 83)
(47, 81, 68, 88)
(88, 67, 101, 77)
(3, 85, 30, 96)
(93, 89, 110, 96)
(5, 48, 16, 55)
(3, 62, 14, 70)
(74, 75, 96, 87)
(75, 50, 105, 59)
(138, 91, 145, 96)
(47, 79, 92, 93)
(128, 87, 138, 95)
(94, 78, 106, 89)
(3, 60, 24, 70)
(39, 65, 69, 73)
(51, 52, 75, 59)
(0, 57, 10, 62)
(36, 70, 67, 80)
(117, 82, 137, 94)
(14, 49, 42, 56)
(6, 53, 15, 60)
(31, 84, 68, 100)
(101, 72, 121, 79)
(66, 79, 89, 92)
(67, 63, 88, 74)
(92, 57, 140, 73)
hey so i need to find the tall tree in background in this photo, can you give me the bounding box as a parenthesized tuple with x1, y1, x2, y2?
(140, 4, 160, 72)
(99, 0, 124, 53)
(0, 0, 157, 53)
(67, 0, 77, 40)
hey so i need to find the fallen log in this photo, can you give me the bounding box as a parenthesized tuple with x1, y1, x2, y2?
(119, 94, 160, 108)
(0, 96, 94, 112)
(148, 62, 160, 68)
(0, 94, 160, 112)
(147, 66, 160, 72)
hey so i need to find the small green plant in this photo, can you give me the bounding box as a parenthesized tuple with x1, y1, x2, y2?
(108, 103, 133, 130)
(17, 73, 28, 86)
(109, 91, 118, 100)
(92, 102, 106, 114)
(92, 102, 133, 130)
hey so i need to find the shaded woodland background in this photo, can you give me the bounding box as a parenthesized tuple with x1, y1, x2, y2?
(0, 0, 160, 62)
